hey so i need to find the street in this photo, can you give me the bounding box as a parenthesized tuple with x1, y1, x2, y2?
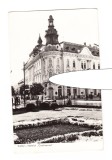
(13, 107, 102, 123)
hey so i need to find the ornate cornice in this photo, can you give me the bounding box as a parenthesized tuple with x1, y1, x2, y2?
(41, 51, 61, 58)
(63, 52, 99, 60)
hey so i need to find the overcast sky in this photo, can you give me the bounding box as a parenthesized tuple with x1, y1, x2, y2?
(8, 9, 99, 86)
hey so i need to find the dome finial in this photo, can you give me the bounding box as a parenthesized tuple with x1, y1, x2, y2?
(37, 34, 42, 45)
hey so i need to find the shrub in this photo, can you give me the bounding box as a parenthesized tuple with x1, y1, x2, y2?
(81, 130, 102, 137)
(51, 103, 58, 110)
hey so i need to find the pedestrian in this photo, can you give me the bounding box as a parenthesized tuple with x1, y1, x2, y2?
(12, 97, 13, 106)
(18, 96, 20, 105)
(16, 96, 18, 105)
(41, 95, 43, 102)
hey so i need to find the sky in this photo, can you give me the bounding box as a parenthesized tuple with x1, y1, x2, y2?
(8, 9, 99, 86)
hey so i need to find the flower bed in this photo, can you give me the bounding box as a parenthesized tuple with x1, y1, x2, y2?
(14, 116, 102, 144)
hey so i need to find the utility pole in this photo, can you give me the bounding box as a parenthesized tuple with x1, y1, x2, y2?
(23, 62, 26, 107)
(61, 49, 65, 105)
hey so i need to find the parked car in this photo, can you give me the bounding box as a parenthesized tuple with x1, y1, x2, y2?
(25, 100, 38, 111)
(41, 98, 58, 110)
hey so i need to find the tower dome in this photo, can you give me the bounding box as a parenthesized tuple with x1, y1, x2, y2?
(45, 15, 59, 45)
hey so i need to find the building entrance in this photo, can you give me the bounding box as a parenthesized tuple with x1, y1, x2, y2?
(48, 87, 53, 99)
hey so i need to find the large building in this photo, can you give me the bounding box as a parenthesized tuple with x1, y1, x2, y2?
(24, 15, 101, 101)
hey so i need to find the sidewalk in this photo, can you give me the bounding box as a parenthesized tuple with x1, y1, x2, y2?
(12, 99, 101, 110)
(57, 99, 101, 107)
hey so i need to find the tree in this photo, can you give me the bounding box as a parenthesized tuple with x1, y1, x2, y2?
(30, 83, 44, 95)
(20, 84, 29, 95)
(11, 86, 15, 96)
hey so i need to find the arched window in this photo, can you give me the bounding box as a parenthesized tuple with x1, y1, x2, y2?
(93, 63, 95, 69)
(49, 58, 52, 67)
(58, 86, 62, 98)
(73, 60, 75, 68)
(67, 87, 71, 96)
(67, 59, 69, 67)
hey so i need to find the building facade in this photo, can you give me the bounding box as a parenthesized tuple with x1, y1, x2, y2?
(24, 15, 101, 101)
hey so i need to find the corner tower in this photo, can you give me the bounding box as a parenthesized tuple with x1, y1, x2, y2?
(45, 15, 59, 45)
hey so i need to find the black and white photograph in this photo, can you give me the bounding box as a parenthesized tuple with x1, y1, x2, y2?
(9, 8, 103, 151)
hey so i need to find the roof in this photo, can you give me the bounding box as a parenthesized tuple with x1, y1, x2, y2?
(61, 41, 99, 56)
(25, 41, 99, 69)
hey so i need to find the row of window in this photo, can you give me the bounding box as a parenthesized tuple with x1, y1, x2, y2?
(66, 59, 76, 68)
(33, 58, 100, 79)
(50, 86, 99, 97)
(81, 62, 100, 70)
(48, 58, 100, 70)
(58, 86, 77, 97)
(81, 62, 86, 70)
(49, 58, 60, 66)
(47, 58, 76, 69)
(34, 74, 41, 83)
(92, 62, 100, 69)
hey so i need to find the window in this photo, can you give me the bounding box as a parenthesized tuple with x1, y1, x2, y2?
(39, 75, 41, 82)
(94, 89, 97, 95)
(58, 86, 62, 98)
(72, 48, 76, 52)
(49, 71, 52, 77)
(84, 62, 86, 69)
(81, 62, 83, 69)
(56, 68, 60, 74)
(29, 69, 31, 81)
(57, 58, 59, 65)
(49, 58, 52, 67)
(98, 64, 100, 69)
(43, 60, 46, 73)
(45, 83, 47, 87)
(93, 63, 95, 69)
(38, 75, 40, 83)
(67, 87, 71, 96)
(65, 46, 69, 51)
(67, 59, 69, 67)
(73, 60, 75, 68)
(73, 88, 77, 98)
